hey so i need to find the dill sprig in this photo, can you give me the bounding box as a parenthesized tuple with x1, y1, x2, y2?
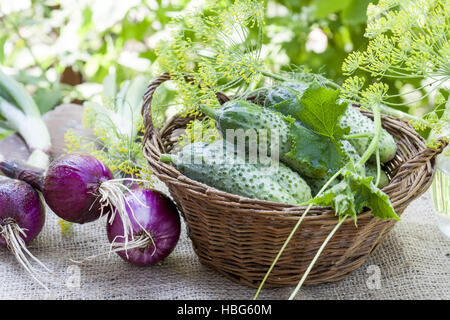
(341, 0, 449, 140)
(65, 73, 153, 182)
(154, 0, 265, 131)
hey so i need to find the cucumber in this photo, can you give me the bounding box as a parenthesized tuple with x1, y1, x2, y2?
(263, 81, 315, 122)
(303, 175, 339, 197)
(365, 164, 390, 188)
(340, 107, 397, 163)
(273, 162, 312, 203)
(264, 82, 310, 110)
(342, 139, 363, 168)
(204, 100, 291, 155)
(302, 140, 362, 196)
(201, 100, 344, 179)
(161, 140, 312, 205)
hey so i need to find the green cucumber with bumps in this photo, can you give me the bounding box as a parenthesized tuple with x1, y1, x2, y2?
(365, 164, 390, 188)
(160, 140, 312, 205)
(201, 100, 344, 178)
(340, 107, 397, 163)
(203, 100, 291, 155)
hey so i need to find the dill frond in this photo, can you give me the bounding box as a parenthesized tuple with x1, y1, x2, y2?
(341, 0, 449, 139)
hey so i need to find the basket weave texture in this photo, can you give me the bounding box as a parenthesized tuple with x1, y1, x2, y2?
(142, 73, 447, 288)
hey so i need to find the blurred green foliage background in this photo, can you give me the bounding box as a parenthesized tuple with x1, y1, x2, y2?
(0, 0, 431, 133)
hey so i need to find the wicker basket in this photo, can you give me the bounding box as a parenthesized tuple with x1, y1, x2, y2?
(141, 73, 447, 288)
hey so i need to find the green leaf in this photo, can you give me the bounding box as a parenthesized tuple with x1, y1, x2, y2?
(15, 70, 44, 87)
(314, 0, 352, 19)
(283, 122, 346, 178)
(0, 35, 7, 64)
(0, 84, 14, 105)
(341, 0, 372, 25)
(309, 169, 399, 223)
(102, 72, 117, 102)
(124, 75, 150, 114)
(33, 87, 62, 114)
(298, 86, 349, 140)
(0, 127, 13, 141)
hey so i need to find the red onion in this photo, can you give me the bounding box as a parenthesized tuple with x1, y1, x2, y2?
(0, 153, 142, 243)
(0, 178, 50, 289)
(106, 187, 181, 266)
(42, 153, 114, 223)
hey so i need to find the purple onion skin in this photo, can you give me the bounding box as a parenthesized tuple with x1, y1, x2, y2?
(107, 187, 181, 266)
(43, 153, 114, 224)
(0, 179, 45, 247)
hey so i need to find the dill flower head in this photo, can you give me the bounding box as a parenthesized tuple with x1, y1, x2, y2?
(155, 0, 265, 120)
(341, 0, 449, 138)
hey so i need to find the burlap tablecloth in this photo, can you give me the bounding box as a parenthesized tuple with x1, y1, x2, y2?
(0, 105, 448, 300)
(0, 188, 449, 300)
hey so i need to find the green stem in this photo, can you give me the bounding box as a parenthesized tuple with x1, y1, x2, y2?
(288, 215, 348, 300)
(357, 103, 382, 168)
(199, 105, 219, 119)
(253, 167, 344, 300)
(253, 204, 312, 300)
(343, 133, 373, 140)
(375, 148, 381, 187)
(260, 71, 291, 83)
(286, 104, 382, 299)
(261, 70, 342, 91)
(321, 79, 341, 90)
(378, 104, 420, 122)
(160, 154, 174, 163)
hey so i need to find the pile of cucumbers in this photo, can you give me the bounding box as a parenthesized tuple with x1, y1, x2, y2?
(161, 80, 397, 205)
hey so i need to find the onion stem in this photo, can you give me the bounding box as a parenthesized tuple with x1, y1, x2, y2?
(0, 69, 51, 169)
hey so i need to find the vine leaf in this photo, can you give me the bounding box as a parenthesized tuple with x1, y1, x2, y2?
(284, 122, 346, 179)
(298, 86, 349, 141)
(308, 169, 400, 223)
